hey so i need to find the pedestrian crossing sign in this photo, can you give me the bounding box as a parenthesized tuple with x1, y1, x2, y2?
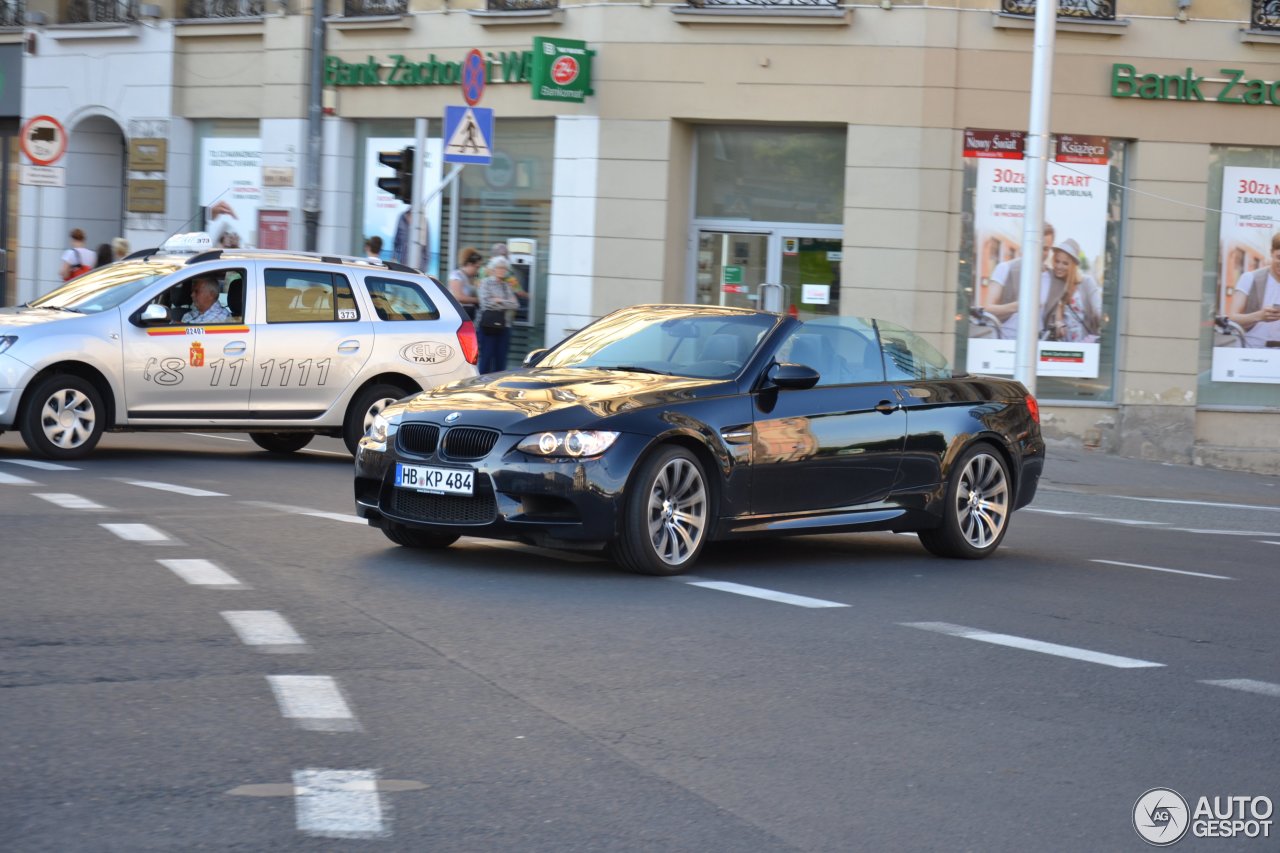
(443, 105, 494, 165)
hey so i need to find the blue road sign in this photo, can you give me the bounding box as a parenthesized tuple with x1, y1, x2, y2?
(443, 105, 493, 165)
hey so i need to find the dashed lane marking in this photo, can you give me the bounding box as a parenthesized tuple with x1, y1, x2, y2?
(1087, 518, 1169, 527)
(35, 493, 107, 510)
(1168, 528, 1280, 536)
(118, 479, 228, 497)
(183, 433, 249, 442)
(240, 501, 365, 525)
(902, 621, 1165, 669)
(1024, 508, 1087, 516)
(1260, 540, 1280, 546)
(682, 578, 849, 609)
(1110, 495, 1280, 514)
(292, 769, 389, 840)
(301, 448, 351, 458)
(0, 459, 78, 470)
(101, 523, 171, 542)
(158, 558, 246, 589)
(0, 471, 35, 485)
(221, 610, 309, 653)
(267, 676, 361, 732)
(1201, 679, 1280, 698)
(1090, 559, 1234, 581)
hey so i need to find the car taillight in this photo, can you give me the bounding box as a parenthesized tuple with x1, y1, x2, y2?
(457, 319, 478, 365)
(1025, 393, 1040, 424)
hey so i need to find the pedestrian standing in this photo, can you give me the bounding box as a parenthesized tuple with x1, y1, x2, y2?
(476, 256, 520, 374)
(112, 237, 130, 261)
(60, 229, 96, 282)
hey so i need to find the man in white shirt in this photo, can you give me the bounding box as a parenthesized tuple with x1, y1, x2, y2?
(1228, 232, 1280, 348)
(978, 223, 1055, 340)
(182, 277, 232, 324)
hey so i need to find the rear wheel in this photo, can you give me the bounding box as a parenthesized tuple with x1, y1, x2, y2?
(20, 374, 106, 460)
(612, 445, 710, 576)
(382, 523, 459, 549)
(918, 443, 1011, 559)
(249, 432, 314, 454)
(344, 383, 406, 456)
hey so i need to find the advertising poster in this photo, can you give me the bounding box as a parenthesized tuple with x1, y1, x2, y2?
(963, 131, 1111, 379)
(1211, 166, 1280, 384)
(363, 138, 443, 278)
(200, 138, 263, 249)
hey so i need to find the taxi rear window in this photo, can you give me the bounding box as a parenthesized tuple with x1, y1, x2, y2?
(364, 276, 441, 322)
(264, 269, 359, 323)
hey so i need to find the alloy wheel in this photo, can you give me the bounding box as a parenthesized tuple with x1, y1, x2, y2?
(646, 456, 707, 565)
(956, 452, 1009, 549)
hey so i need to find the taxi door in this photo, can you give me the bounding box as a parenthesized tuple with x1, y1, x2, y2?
(247, 267, 374, 419)
(121, 267, 254, 418)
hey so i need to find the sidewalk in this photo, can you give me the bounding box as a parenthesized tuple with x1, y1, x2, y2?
(1040, 446, 1280, 508)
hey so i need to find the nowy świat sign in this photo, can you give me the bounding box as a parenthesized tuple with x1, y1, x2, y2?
(1111, 63, 1280, 105)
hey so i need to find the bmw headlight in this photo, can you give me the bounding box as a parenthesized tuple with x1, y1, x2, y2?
(517, 430, 620, 458)
(368, 411, 392, 444)
(0, 335, 16, 356)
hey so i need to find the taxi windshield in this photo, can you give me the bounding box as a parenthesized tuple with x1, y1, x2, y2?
(29, 262, 182, 314)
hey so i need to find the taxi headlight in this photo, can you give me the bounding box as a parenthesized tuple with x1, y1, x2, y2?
(517, 430, 620, 458)
(0, 336, 16, 356)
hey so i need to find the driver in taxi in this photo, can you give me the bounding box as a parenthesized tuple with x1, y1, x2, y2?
(182, 276, 231, 324)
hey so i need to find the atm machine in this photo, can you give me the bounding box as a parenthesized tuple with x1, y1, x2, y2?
(507, 238, 536, 326)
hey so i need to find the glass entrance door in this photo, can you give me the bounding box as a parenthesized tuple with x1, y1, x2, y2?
(691, 227, 842, 314)
(695, 230, 768, 309)
(779, 235, 843, 319)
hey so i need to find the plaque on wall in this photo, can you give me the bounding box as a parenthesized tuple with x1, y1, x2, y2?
(127, 179, 166, 213)
(128, 139, 167, 172)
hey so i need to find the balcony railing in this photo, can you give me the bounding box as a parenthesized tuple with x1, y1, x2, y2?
(486, 0, 558, 10)
(1253, 0, 1280, 30)
(1001, 0, 1115, 20)
(64, 0, 137, 22)
(686, 0, 839, 7)
(184, 0, 264, 17)
(0, 0, 23, 25)
(341, 0, 406, 15)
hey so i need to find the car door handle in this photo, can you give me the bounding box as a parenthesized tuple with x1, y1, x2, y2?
(223, 342, 247, 356)
(875, 400, 899, 414)
(337, 340, 362, 354)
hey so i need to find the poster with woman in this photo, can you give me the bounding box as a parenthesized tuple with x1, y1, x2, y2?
(963, 131, 1111, 379)
(1210, 166, 1280, 384)
(200, 139, 263, 249)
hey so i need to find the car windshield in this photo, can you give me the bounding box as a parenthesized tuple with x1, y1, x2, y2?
(28, 262, 182, 314)
(539, 308, 779, 379)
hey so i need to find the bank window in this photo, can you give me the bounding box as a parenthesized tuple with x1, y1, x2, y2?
(264, 270, 357, 323)
(365, 276, 440, 321)
(694, 126, 846, 225)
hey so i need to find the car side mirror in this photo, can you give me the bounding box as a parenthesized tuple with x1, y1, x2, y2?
(139, 303, 169, 325)
(523, 347, 549, 368)
(768, 362, 820, 390)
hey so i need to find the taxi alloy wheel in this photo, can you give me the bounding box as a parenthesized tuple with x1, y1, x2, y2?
(20, 374, 106, 460)
(613, 445, 710, 576)
(343, 383, 407, 456)
(918, 443, 1011, 559)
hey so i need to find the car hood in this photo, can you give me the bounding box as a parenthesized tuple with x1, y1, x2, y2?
(0, 307, 86, 330)
(397, 367, 732, 430)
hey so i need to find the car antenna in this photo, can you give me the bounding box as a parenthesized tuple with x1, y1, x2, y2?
(129, 188, 232, 261)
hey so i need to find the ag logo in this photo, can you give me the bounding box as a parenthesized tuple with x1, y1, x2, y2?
(1134, 788, 1190, 846)
(399, 341, 454, 365)
(551, 56, 579, 86)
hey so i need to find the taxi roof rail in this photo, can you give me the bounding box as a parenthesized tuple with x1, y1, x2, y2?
(187, 250, 225, 265)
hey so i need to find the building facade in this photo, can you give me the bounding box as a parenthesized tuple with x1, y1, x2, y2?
(10, 0, 1280, 471)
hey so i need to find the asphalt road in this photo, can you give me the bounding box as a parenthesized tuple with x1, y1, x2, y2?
(2, 430, 1278, 852)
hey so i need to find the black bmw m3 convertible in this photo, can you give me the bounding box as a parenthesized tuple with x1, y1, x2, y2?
(354, 304, 1044, 575)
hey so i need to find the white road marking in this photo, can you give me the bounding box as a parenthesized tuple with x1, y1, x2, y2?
(1260, 540, 1280, 546)
(292, 769, 389, 839)
(35, 493, 106, 510)
(902, 621, 1165, 669)
(1201, 678, 1280, 698)
(1024, 508, 1087, 516)
(221, 610, 308, 651)
(268, 676, 360, 731)
(158, 558, 245, 588)
(241, 501, 365, 525)
(101, 523, 171, 542)
(1169, 528, 1280, 536)
(1087, 518, 1169, 527)
(0, 459, 79, 470)
(1090, 559, 1233, 581)
(183, 432, 249, 442)
(0, 471, 35, 485)
(119, 479, 228, 497)
(301, 448, 351, 458)
(1111, 495, 1280, 514)
(683, 578, 849, 609)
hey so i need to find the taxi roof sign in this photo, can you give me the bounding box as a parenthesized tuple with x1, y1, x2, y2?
(160, 232, 215, 255)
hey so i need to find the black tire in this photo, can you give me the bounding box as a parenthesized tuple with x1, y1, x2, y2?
(344, 383, 406, 456)
(612, 445, 711, 576)
(249, 432, 314, 454)
(382, 523, 459, 549)
(20, 374, 106, 460)
(918, 443, 1012, 559)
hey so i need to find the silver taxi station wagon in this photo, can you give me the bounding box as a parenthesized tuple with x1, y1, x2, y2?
(0, 235, 478, 459)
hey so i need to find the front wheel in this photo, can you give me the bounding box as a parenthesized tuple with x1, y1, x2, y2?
(344, 383, 406, 456)
(918, 443, 1011, 559)
(20, 374, 106, 460)
(249, 432, 314, 454)
(383, 523, 459, 549)
(612, 445, 711, 576)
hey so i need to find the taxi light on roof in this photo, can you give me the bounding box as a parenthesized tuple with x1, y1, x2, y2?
(160, 231, 215, 255)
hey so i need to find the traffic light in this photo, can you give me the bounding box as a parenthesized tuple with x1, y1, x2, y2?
(377, 146, 414, 204)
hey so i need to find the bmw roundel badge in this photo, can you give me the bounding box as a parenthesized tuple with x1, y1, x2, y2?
(445, 412, 461, 423)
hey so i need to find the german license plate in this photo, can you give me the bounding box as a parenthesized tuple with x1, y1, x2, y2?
(394, 463, 474, 496)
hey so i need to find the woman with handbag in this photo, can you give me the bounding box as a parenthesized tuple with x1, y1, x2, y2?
(477, 256, 520, 373)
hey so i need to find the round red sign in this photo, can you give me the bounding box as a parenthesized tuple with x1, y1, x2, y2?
(550, 56, 579, 86)
(20, 115, 68, 166)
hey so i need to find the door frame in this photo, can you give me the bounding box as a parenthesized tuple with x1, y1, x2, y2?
(687, 219, 843, 308)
